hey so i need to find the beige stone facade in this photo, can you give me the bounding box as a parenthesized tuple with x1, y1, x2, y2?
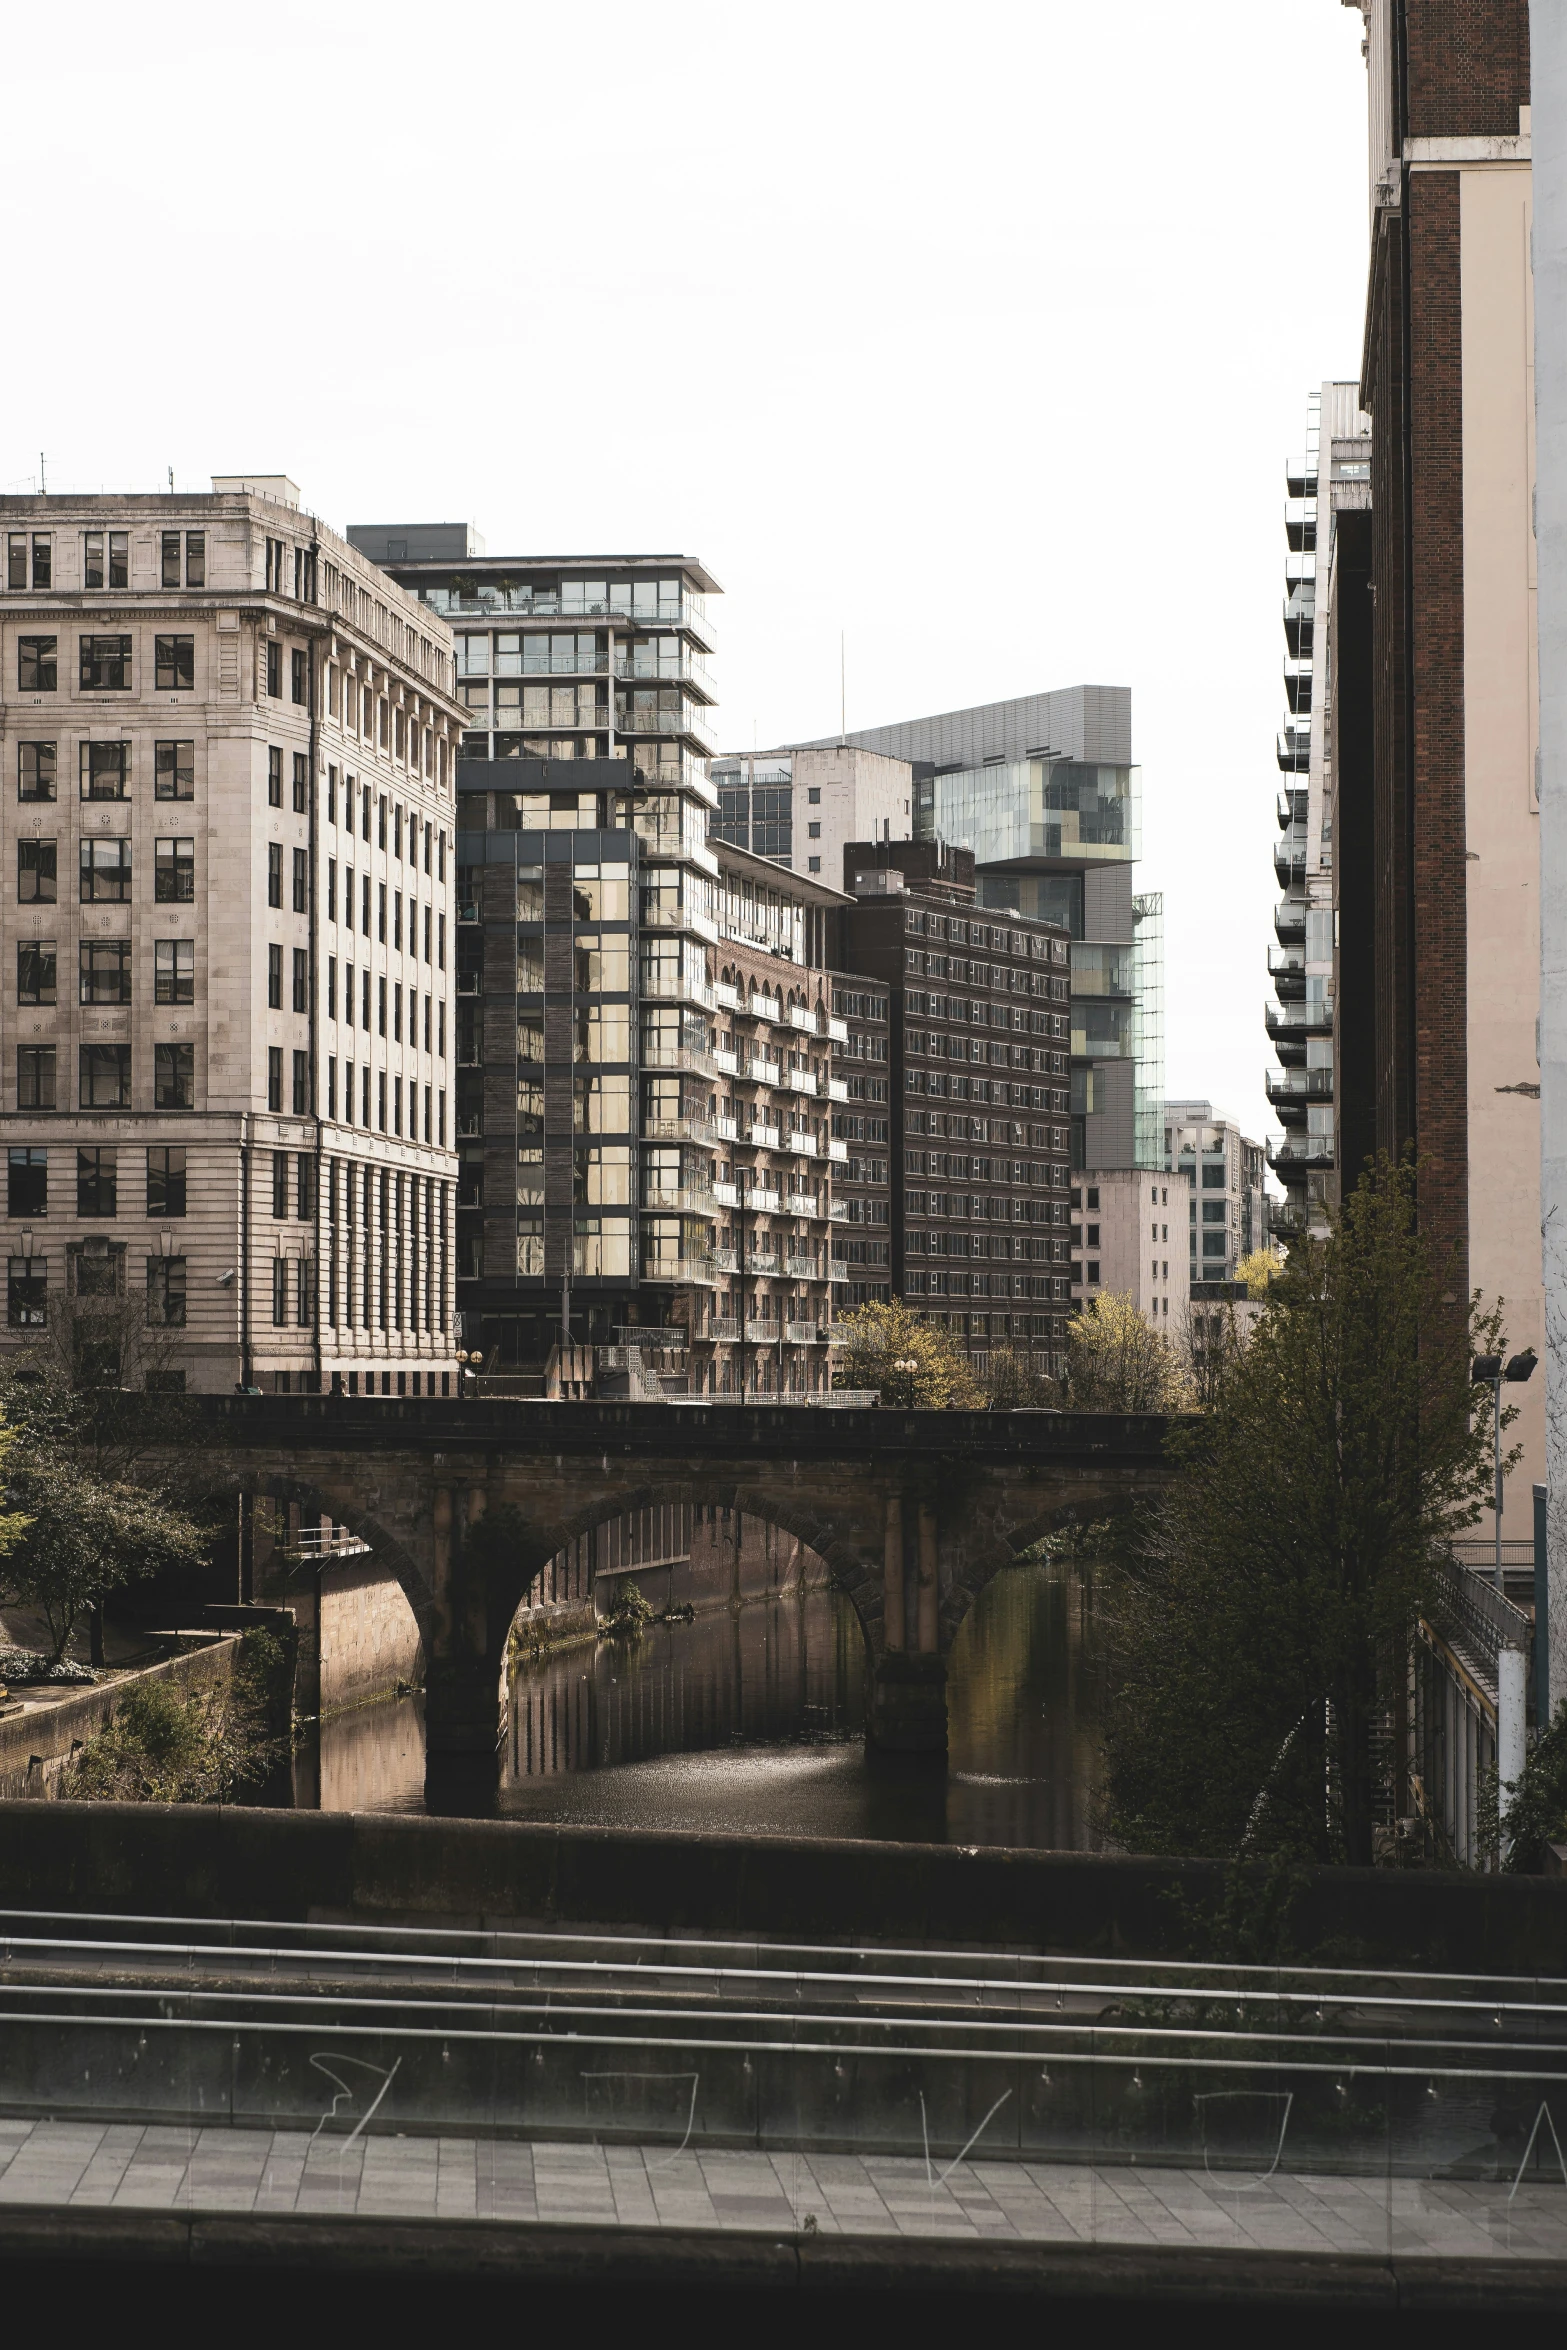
(0, 480, 465, 1392)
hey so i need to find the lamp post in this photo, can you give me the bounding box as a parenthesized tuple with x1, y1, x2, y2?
(1472, 1348, 1538, 1590)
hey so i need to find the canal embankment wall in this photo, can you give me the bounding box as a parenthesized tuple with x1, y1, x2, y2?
(4, 1803, 1567, 1971)
(0, 1641, 239, 1801)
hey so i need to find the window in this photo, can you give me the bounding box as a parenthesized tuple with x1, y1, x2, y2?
(161, 532, 182, 588)
(30, 536, 50, 589)
(155, 939, 194, 1004)
(268, 746, 283, 807)
(266, 641, 281, 697)
(8, 1257, 45, 1328)
(185, 532, 204, 588)
(17, 1047, 54, 1108)
(146, 1255, 186, 1327)
(8, 1149, 46, 1218)
(80, 837, 132, 901)
(19, 637, 56, 692)
(438, 913, 446, 969)
(272, 1257, 288, 1326)
(80, 635, 132, 690)
(154, 838, 193, 901)
(267, 842, 283, 907)
(378, 882, 387, 941)
(1201, 1163, 1226, 1188)
(362, 872, 371, 934)
(378, 795, 387, 849)
(147, 1147, 186, 1216)
(291, 649, 307, 705)
(267, 942, 282, 1008)
(79, 941, 131, 1004)
(267, 1047, 282, 1112)
(155, 1043, 193, 1109)
(326, 1056, 337, 1119)
(18, 841, 55, 904)
(79, 1045, 130, 1108)
(807, 857, 821, 873)
(327, 860, 336, 924)
(807, 821, 821, 839)
(17, 939, 54, 1006)
(80, 741, 128, 799)
(296, 1258, 312, 1327)
(265, 537, 285, 593)
(292, 947, 308, 1013)
(81, 531, 128, 590)
(393, 893, 402, 952)
(423, 902, 431, 963)
(378, 976, 387, 1037)
(154, 635, 194, 691)
(295, 1152, 312, 1219)
(155, 740, 194, 799)
(292, 848, 308, 913)
(271, 1151, 288, 1219)
(18, 742, 55, 800)
(362, 787, 371, 843)
(292, 752, 307, 812)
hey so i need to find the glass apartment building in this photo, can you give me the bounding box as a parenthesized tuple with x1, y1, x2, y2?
(797, 687, 1153, 1173)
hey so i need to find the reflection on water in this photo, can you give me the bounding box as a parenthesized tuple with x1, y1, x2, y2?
(308, 1560, 1105, 1850)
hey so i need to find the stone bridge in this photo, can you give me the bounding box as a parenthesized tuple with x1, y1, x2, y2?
(155, 1397, 1175, 1785)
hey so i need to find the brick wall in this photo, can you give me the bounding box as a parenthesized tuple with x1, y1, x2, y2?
(1406, 0, 1530, 140)
(1406, 168, 1470, 1294)
(1368, 215, 1413, 1166)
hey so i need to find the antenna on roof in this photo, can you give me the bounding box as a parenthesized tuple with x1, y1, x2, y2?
(38, 453, 45, 494)
(168, 467, 174, 493)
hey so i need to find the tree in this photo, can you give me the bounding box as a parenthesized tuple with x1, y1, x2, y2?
(1064, 1292, 1194, 1413)
(833, 1299, 982, 1408)
(1100, 1157, 1504, 1867)
(1237, 1245, 1283, 1298)
(0, 1359, 211, 1663)
(983, 1345, 1058, 1410)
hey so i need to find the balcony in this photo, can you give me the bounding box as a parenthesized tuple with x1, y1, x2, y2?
(745, 1188, 782, 1215)
(1276, 726, 1310, 776)
(786, 1131, 818, 1156)
(1277, 788, 1307, 831)
(1266, 1000, 1306, 1036)
(1273, 836, 1307, 884)
(747, 994, 782, 1024)
(713, 1047, 738, 1076)
(827, 1137, 848, 1162)
(713, 1181, 738, 1208)
(615, 647, 717, 700)
(783, 1257, 818, 1280)
(1274, 900, 1306, 945)
(786, 1005, 816, 1034)
(1269, 1136, 1334, 1173)
(826, 1016, 848, 1043)
(740, 1055, 783, 1086)
(642, 899, 719, 945)
(787, 1067, 818, 1093)
(829, 1200, 851, 1221)
(702, 1316, 740, 1342)
(643, 1185, 717, 1217)
(741, 1126, 781, 1153)
(643, 1113, 716, 1145)
(641, 1256, 722, 1287)
(641, 969, 715, 1013)
(745, 1321, 780, 1345)
(784, 1191, 823, 1219)
(715, 1115, 738, 1143)
(705, 1246, 738, 1273)
(714, 980, 741, 1011)
(784, 1321, 820, 1344)
(826, 1076, 849, 1102)
(747, 1250, 781, 1276)
(641, 1042, 717, 1079)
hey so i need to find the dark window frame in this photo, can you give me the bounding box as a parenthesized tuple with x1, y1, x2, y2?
(153, 836, 194, 903)
(79, 634, 133, 691)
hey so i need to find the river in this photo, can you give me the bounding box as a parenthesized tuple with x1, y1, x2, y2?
(304, 1557, 1107, 1850)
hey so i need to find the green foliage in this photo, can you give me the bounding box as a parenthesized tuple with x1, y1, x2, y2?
(1065, 1291, 1194, 1413)
(67, 1629, 288, 1804)
(982, 1345, 1058, 1410)
(1237, 1246, 1283, 1299)
(1100, 1156, 1504, 1867)
(1487, 1700, 1567, 1874)
(602, 1578, 655, 1639)
(833, 1298, 982, 1408)
(0, 1362, 209, 1662)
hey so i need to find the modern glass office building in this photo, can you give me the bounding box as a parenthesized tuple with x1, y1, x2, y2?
(799, 687, 1149, 1171)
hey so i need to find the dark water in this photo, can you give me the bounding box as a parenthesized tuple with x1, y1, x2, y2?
(311, 1560, 1106, 1851)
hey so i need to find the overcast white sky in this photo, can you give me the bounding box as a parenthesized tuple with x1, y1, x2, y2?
(6, 0, 1370, 1150)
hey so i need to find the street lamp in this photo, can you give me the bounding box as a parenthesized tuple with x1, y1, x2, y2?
(1472, 1348, 1538, 1591)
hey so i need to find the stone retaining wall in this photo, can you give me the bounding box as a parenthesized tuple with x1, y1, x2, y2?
(0, 1641, 239, 1800)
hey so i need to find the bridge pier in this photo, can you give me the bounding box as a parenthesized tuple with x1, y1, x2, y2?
(868, 1493, 948, 1752)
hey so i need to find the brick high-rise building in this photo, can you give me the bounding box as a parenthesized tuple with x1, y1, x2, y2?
(1337, 0, 1539, 1532)
(837, 839, 1074, 1383)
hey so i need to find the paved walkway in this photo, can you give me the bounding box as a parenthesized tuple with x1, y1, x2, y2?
(0, 2117, 1563, 2261)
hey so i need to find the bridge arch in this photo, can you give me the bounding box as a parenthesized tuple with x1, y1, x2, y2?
(175, 1461, 439, 1657)
(474, 1473, 876, 1681)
